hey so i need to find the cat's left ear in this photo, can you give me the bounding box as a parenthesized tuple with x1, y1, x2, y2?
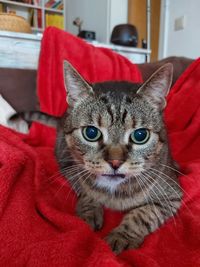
(63, 60, 94, 106)
(137, 63, 173, 110)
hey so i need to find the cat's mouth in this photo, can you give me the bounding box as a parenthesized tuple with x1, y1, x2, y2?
(102, 173, 126, 179)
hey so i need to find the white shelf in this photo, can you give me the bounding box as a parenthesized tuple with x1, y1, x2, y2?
(88, 41, 150, 64)
(90, 41, 151, 55)
(0, 0, 42, 9)
(0, 30, 42, 41)
(31, 27, 44, 32)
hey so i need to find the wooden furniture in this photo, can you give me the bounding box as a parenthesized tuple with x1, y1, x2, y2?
(0, 0, 65, 33)
(128, 0, 160, 61)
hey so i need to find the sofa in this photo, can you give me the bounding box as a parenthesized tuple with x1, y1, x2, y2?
(0, 56, 193, 113)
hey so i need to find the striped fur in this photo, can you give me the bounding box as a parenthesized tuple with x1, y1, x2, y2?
(61, 61, 182, 254)
(10, 111, 60, 128)
(11, 61, 182, 254)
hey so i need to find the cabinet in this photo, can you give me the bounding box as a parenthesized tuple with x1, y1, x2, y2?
(0, 0, 66, 33)
(89, 41, 150, 63)
(0, 30, 150, 70)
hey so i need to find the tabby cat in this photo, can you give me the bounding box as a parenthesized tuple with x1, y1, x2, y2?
(11, 61, 182, 254)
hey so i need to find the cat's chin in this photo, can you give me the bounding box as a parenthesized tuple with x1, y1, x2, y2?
(95, 174, 127, 193)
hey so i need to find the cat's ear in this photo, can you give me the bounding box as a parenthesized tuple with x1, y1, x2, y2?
(63, 60, 94, 106)
(137, 63, 173, 110)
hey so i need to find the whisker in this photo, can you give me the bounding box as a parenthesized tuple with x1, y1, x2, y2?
(159, 163, 194, 179)
(141, 172, 177, 226)
(54, 169, 89, 199)
(49, 165, 81, 179)
(149, 168, 195, 219)
(139, 174, 166, 225)
(149, 167, 191, 201)
(71, 172, 93, 205)
(136, 174, 165, 223)
(65, 170, 91, 204)
(43, 165, 83, 187)
(135, 174, 149, 205)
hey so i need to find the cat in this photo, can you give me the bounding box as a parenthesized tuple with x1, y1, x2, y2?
(10, 61, 182, 254)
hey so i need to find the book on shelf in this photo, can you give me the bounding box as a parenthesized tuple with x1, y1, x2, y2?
(33, 0, 41, 5)
(37, 9, 42, 28)
(45, 0, 63, 10)
(0, 3, 4, 13)
(10, 0, 40, 4)
(33, 9, 38, 27)
(51, 1, 63, 9)
(45, 0, 56, 8)
(21, 0, 42, 5)
(45, 13, 64, 29)
(56, 3, 63, 10)
(16, 0, 32, 4)
(29, 8, 42, 28)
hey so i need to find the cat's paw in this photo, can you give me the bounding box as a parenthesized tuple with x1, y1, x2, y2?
(77, 205, 104, 231)
(105, 229, 139, 254)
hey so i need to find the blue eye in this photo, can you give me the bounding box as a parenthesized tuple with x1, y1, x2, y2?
(131, 128, 150, 144)
(82, 126, 102, 142)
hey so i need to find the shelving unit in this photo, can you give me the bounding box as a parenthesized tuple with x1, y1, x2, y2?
(0, 0, 150, 66)
(0, 0, 66, 33)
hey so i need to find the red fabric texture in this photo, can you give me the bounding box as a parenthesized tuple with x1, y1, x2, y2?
(0, 27, 200, 266)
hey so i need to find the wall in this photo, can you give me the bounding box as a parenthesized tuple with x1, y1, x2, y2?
(160, 0, 200, 59)
(65, 0, 128, 43)
(65, 0, 109, 43)
(109, 0, 128, 35)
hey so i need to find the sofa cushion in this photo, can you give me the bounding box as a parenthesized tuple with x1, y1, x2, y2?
(0, 68, 38, 112)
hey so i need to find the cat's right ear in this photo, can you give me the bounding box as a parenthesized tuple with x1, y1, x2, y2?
(136, 63, 173, 110)
(63, 60, 94, 106)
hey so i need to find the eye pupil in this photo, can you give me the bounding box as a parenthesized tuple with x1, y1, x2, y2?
(131, 128, 149, 144)
(82, 126, 101, 142)
(86, 127, 98, 139)
(134, 129, 147, 141)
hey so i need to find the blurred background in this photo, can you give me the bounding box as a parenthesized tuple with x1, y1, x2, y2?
(0, 0, 199, 64)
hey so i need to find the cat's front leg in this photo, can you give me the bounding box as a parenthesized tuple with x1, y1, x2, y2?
(106, 201, 180, 254)
(76, 193, 104, 230)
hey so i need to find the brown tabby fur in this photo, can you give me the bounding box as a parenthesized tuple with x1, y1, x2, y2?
(11, 61, 182, 254)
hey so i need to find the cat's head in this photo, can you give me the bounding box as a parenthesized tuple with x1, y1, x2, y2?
(63, 61, 173, 192)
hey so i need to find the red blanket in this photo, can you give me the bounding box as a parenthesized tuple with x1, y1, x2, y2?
(1, 27, 200, 266)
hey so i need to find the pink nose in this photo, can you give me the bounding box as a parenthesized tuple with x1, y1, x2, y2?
(108, 160, 123, 170)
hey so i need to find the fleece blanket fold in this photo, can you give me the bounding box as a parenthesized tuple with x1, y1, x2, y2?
(0, 27, 200, 266)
